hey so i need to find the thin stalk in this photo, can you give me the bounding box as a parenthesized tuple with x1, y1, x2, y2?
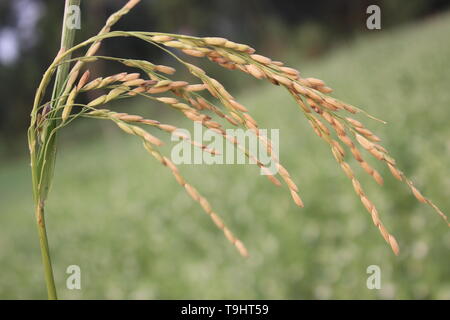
(34, 0, 80, 300)
(35, 201, 57, 299)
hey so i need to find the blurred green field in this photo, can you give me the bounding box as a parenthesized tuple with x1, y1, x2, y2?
(1, 13, 450, 299)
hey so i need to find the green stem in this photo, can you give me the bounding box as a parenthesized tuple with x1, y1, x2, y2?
(35, 201, 57, 300)
(53, 0, 80, 99)
(34, 0, 80, 300)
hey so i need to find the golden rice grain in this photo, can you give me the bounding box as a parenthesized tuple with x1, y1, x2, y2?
(229, 100, 248, 113)
(204, 37, 228, 46)
(164, 41, 187, 49)
(150, 35, 173, 42)
(122, 78, 146, 87)
(245, 64, 265, 79)
(76, 70, 91, 91)
(271, 74, 292, 87)
(87, 95, 107, 107)
(154, 65, 176, 75)
(250, 54, 272, 65)
(147, 86, 170, 94)
(186, 84, 207, 92)
(182, 49, 206, 57)
(305, 77, 325, 87)
(62, 88, 77, 122)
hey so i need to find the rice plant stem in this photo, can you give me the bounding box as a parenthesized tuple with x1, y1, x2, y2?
(35, 201, 57, 300)
(34, 0, 80, 300)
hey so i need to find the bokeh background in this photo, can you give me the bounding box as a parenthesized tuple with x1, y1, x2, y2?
(0, 0, 449, 299)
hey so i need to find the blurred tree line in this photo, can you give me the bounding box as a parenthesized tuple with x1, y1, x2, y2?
(0, 0, 449, 156)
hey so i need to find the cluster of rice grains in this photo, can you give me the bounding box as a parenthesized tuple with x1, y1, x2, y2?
(31, 0, 448, 257)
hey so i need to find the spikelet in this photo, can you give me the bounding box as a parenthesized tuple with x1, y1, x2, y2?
(76, 70, 91, 91)
(61, 88, 77, 122)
